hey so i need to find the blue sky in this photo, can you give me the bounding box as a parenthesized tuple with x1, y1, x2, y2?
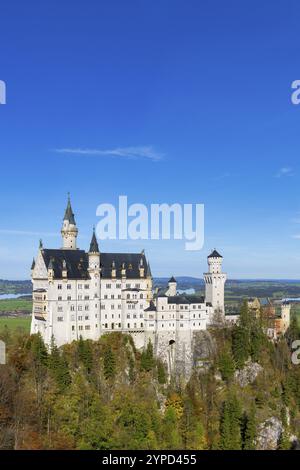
(1, 0, 300, 279)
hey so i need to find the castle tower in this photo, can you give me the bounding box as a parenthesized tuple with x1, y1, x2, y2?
(281, 301, 291, 334)
(61, 194, 78, 249)
(88, 227, 101, 340)
(88, 226, 100, 270)
(204, 249, 227, 316)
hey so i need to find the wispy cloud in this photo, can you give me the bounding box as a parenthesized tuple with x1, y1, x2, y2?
(53, 146, 164, 162)
(275, 167, 294, 178)
(292, 234, 300, 239)
(0, 229, 58, 237)
(211, 172, 232, 182)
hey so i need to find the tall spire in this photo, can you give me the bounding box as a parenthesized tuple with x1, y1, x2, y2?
(89, 226, 99, 253)
(63, 192, 76, 225)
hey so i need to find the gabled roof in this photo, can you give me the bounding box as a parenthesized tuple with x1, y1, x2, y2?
(100, 252, 150, 279)
(41, 249, 150, 281)
(208, 249, 222, 258)
(42, 249, 90, 280)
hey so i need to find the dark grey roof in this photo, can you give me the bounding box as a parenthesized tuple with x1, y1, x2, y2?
(31, 258, 35, 270)
(41, 249, 150, 280)
(89, 228, 99, 253)
(42, 249, 90, 280)
(144, 301, 156, 312)
(167, 295, 205, 305)
(208, 249, 222, 258)
(168, 276, 176, 283)
(100, 252, 150, 279)
(63, 195, 76, 225)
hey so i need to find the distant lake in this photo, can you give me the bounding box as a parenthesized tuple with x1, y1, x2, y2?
(0, 293, 31, 300)
(177, 288, 196, 295)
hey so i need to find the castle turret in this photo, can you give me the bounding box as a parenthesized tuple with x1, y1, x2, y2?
(166, 276, 177, 296)
(204, 249, 227, 316)
(88, 227, 100, 270)
(61, 194, 78, 249)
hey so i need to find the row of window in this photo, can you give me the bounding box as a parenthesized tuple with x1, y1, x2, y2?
(105, 283, 141, 289)
(160, 304, 203, 310)
(58, 283, 90, 290)
(103, 323, 144, 329)
(58, 304, 93, 312)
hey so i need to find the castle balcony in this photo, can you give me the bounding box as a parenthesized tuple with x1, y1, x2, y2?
(34, 314, 47, 322)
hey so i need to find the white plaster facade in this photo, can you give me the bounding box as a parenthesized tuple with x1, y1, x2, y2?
(30, 198, 227, 364)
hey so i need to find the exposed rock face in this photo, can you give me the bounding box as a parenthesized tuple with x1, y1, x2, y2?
(151, 329, 216, 381)
(256, 417, 283, 450)
(192, 330, 216, 365)
(234, 361, 263, 387)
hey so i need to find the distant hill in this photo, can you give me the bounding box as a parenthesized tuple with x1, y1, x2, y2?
(1, 277, 300, 302)
(0, 280, 32, 295)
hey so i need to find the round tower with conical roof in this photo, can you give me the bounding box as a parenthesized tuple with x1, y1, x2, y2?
(61, 194, 78, 249)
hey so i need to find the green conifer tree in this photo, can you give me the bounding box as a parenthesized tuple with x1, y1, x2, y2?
(243, 404, 257, 450)
(103, 345, 116, 380)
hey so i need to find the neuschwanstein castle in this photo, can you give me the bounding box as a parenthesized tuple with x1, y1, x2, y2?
(30, 197, 227, 369)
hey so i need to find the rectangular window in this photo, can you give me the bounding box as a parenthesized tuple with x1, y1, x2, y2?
(67, 284, 71, 290)
(79, 325, 83, 330)
(78, 284, 82, 289)
(85, 315, 89, 320)
(106, 284, 111, 289)
(58, 306, 63, 312)
(116, 283, 121, 289)
(58, 296, 62, 301)
(67, 296, 71, 301)
(57, 317, 63, 322)
(72, 325, 75, 331)
(78, 316, 82, 321)
(84, 284, 89, 289)
(58, 284, 62, 290)
(78, 305, 82, 311)
(78, 294, 82, 300)
(85, 305, 89, 311)
(70, 305, 75, 311)
(85, 325, 90, 330)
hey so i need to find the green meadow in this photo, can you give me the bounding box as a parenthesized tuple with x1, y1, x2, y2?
(0, 315, 31, 332)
